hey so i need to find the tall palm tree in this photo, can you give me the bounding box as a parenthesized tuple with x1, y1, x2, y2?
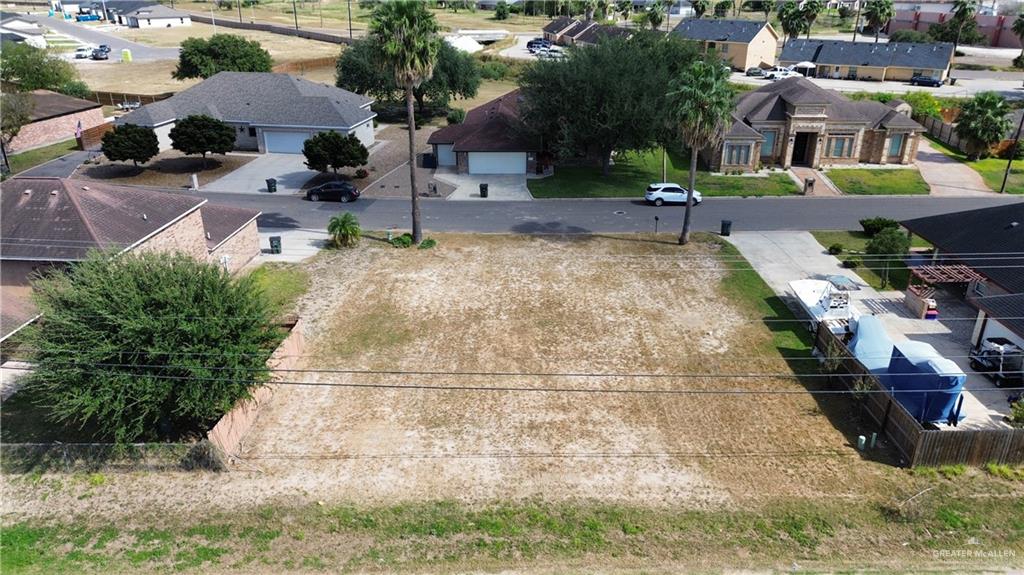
(801, 0, 824, 39)
(778, 0, 804, 46)
(646, 1, 665, 30)
(369, 1, 440, 245)
(691, 0, 709, 18)
(582, 0, 597, 20)
(1010, 13, 1024, 60)
(666, 60, 734, 245)
(862, 0, 894, 43)
(951, 0, 977, 53)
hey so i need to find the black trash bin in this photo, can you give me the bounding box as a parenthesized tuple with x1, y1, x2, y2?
(480, 183, 489, 198)
(266, 178, 277, 193)
(269, 236, 282, 254)
(720, 220, 732, 237)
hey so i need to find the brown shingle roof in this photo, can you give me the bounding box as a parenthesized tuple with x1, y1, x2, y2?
(542, 16, 575, 34)
(200, 204, 261, 250)
(26, 89, 101, 123)
(427, 89, 539, 153)
(1, 178, 206, 261)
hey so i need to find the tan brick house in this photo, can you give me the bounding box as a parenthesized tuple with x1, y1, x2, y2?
(705, 77, 924, 172)
(0, 178, 261, 341)
(7, 90, 106, 153)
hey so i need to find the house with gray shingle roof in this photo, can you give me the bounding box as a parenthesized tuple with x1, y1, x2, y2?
(670, 18, 779, 71)
(706, 76, 924, 172)
(117, 72, 376, 154)
(124, 3, 191, 28)
(779, 39, 954, 82)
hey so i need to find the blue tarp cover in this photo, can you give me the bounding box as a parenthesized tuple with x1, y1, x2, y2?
(883, 341, 966, 424)
(849, 315, 893, 373)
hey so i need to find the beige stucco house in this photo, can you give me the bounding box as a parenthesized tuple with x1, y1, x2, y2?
(670, 18, 779, 71)
(779, 39, 955, 82)
(705, 77, 924, 172)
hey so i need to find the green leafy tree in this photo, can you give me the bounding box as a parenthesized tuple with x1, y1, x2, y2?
(24, 251, 281, 445)
(713, 0, 731, 17)
(173, 34, 273, 80)
(691, 0, 709, 17)
(778, 1, 806, 45)
(0, 42, 82, 94)
(927, 14, 985, 46)
(335, 38, 398, 102)
(667, 59, 734, 245)
(495, 0, 510, 19)
(169, 115, 236, 167)
(801, 0, 824, 39)
(302, 131, 369, 174)
(101, 124, 159, 167)
(955, 91, 1012, 159)
(327, 212, 362, 247)
(1012, 14, 1024, 61)
(902, 91, 941, 119)
(888, 29, 932, 42)
(862, 0, 894, 42)
(646, 1, 665, 30)
(865, 227, 911, 287)
(1, 93, 35, 150)
(520, 34, 700, 176)
(616, 0, 633, 20)
(370, 0, 440, 245)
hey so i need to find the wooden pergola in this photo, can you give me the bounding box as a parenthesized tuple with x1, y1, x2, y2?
(909, 265, 985, 285)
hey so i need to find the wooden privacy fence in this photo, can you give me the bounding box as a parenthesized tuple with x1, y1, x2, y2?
(272, 56, 337, 74)
(90, 90, 175, 107)
(917, 115, 962, 152)
(814, 324, 1024, 466)
(77, 121, 114, 151)
(190, 14, 352, 45)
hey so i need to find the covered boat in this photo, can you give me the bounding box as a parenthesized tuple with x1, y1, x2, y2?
(789, 279, 861, 334)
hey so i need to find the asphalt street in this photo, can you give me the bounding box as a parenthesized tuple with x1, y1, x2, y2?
(26, 15, 180, 60)
(197, 192, 1024, 234)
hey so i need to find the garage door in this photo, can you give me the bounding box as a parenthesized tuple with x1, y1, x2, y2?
(263, 131, 310, 154)
(436, 144, 456, 167)
(468, 152, 526, 174)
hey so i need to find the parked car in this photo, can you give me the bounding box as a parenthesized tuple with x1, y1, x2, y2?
(75, 13, 100, 21)
(644, 183, 702, 207)
(97, 44, 111, 54)
(90, 49, 109, 60)
(526, 38, 550, 52)
(305, 180, 360, 203)
(73, 46, 93, 59)
(745, 67, 764, 77)
(909, 75, 944, 87)
(766, 67, 799, 80)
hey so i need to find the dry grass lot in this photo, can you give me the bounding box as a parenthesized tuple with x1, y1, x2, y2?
(114, 22, 341, 60)
(77, 60, 199, 94)
(75, 150, 255, 188)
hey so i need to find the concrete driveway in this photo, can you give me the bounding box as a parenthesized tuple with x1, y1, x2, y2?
(914, 138, 993, 196)
(201, 153, 317, 195)
(727, 230, 1012, 430)
(437, 170, 533, 201)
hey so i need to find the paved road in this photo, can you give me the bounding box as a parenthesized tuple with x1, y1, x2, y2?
(732, 72, 1024, 99)
(196, 192, 1024, 234)
(26, 15, 180, 60)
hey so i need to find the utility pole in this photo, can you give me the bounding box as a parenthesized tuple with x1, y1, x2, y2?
(347, 0, 353, 39)
(237, 0, 242, 23)
(852, 3, 861, 42)
(211, 5, 216, 31)
(292, 0, 298, 30)
(319, 0, 323, 29)
(999, 110, 1024, 194)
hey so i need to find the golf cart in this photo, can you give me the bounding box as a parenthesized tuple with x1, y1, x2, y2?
(968, 337, 1024, 387)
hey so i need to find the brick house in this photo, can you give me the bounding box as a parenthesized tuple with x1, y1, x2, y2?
(0, 178, 261, 341)
(7, 90, 106, 154)
(706, 77, 923, 172)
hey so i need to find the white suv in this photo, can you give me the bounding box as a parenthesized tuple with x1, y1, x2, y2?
(765, 66, 798, 80)
(644, 183, 702, 207)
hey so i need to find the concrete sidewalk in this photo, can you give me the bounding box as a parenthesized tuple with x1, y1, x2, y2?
(258, 228, 330, 262)
(727, 230, 1012, 430)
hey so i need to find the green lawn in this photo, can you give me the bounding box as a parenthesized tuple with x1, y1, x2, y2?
(528, 149, 800, 198)
(825, 168, 931, 195)
(249, 263, 310, 318)
(7, 140, 79, 176)
(810, 230, 931, 290)
(925, 135, 1024, 194)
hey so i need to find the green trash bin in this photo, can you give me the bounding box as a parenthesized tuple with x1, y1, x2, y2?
(269, 236, 282, 254)
(266, 178, 277, 193)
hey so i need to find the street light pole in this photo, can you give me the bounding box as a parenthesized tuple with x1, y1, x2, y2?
(999, 110, 1024, 194)
(237, 0, 242, 23)
(292, 0, 298, 30)
(347, 0, 353, 39)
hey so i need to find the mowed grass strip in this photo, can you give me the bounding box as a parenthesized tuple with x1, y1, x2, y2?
(825, 168, 931, 195)
(809, 230, 931, 290)
(7, 140, 79, 175)
(528, 148, 800, 198)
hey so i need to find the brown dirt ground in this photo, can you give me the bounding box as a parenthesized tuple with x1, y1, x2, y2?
(0, 234, 914, 521)
(75, 150, 256, 189)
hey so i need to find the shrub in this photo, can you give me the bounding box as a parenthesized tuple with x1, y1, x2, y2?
(1010, 399, 1024, 428)
(859, 217, 900, 237)
(418, 238, 437, 250)
(494, 0, 509, 19)
(354, 168, 369, 179)
(479, 61, 509, 80)
(985, 462, 1024, 480)
(827, 243, 844, 255)
(999, 140, 1023, 160)
(327, 212, 361, 248)
(888, 29, 932, 43)
(391, 233, 413, 248)
(842, 259, 860, 269)
(1015, 54, 1024, 70)
(447, 108, 466, 125)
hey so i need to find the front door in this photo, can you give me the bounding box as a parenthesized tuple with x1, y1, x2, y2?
(792, 132, 811, 166)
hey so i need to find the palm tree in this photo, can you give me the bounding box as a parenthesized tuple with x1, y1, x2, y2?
(327, 212, 362, 248)
(615, 0, 632, 21)
(582, 0, 597, 20)
(801, 0, 824, 39)
(369, 1, 440, 245)
(691, 0, 709, 18)
(778, 0, 805, 45)
(955, 91, 1012, 160)
(646, 1, 665, 30)
(862, 0, 894, 43)
(951, 0, 977, 53)
(759, 0, 771, 21)
(666, 60, 734, 245)
(1011, 14, 1024, 60)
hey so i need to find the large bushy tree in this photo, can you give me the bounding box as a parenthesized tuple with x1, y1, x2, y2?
(955, 91, 1012, 159)
(866, 227, 911, 287)
(0, 42, 86, 96)
(1, 93, 34, 148)
(303, 131, 368, 174)
(24, 251, 281, 445)
(520, 33, 700, 176)
(336, 38, 479, 113)
(101, 124, 160, 167)
(173, 34, 273, 80)
(170, 115, 236, 166)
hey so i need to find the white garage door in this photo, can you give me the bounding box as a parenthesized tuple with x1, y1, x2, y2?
(436, 144, 456, 167)
(263, 131, 310, 154)
(468, 152, 526, 174)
